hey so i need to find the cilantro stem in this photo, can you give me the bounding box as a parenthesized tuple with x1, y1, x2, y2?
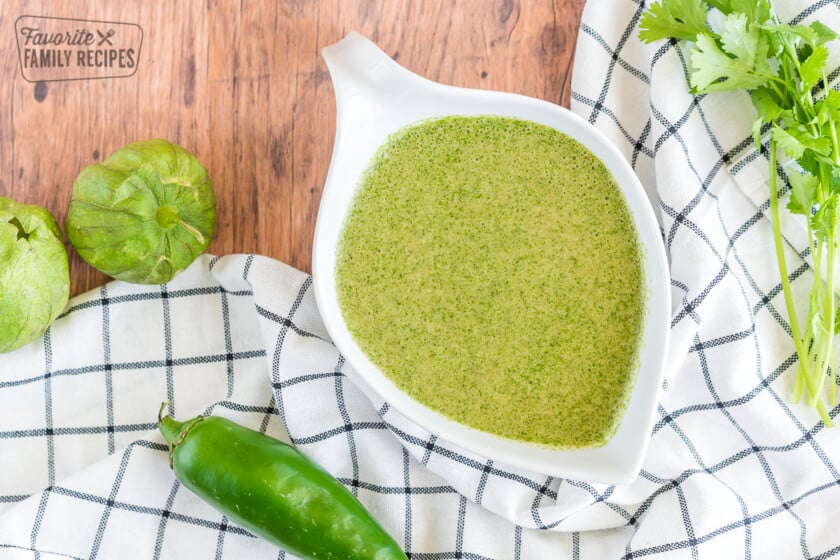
(818, 206, 836, 414)
(768, 145, 831, 427)
(822, 74, 840, 410)
(827, 79, 840, 167)
(793, 362, 804, 402)
(768, 140, 809, 371)
(794, 192, 830, 412)
(768, 80, 789, 107)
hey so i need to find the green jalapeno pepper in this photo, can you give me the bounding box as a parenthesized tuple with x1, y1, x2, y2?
(158, 405, 407, 560)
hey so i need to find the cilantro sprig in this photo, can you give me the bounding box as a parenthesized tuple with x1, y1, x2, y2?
(640, 0, 840, 425)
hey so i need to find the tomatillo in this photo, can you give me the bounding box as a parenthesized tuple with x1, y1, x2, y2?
(66, 139, 216, 284)
(0, 197, 69, 353)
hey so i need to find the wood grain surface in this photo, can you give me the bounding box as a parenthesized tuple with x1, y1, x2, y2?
(0, 1, 585, 297)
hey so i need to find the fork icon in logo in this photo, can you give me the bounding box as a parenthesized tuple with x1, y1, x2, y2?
(97, 28, 115, 46)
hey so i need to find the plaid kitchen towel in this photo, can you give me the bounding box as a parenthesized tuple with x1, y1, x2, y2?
(3, 1, 840, 559)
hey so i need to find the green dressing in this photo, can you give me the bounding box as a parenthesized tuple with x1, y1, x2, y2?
(336, 116, 645, 448)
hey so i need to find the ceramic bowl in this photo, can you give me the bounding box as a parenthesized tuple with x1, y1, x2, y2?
(312, 32, 670, 484)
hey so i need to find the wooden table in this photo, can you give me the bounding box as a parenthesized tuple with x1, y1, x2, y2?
(1, 1, 585, 297)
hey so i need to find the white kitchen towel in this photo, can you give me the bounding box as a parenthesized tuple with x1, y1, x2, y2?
(570, 0, 840, 558)
(2, 2, 840, 560)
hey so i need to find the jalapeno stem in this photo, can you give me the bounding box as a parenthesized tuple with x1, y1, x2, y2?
(158, 402, 204, 468)
(158, 414, 184, 447)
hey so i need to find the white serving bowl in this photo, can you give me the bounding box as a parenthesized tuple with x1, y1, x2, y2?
(312, 32, 671, 485)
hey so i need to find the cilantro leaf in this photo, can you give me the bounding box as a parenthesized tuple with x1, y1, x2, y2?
(720, 14, 765, 61)
(639, 0, 710, 43)
(786, 169, 819, 215)
(818, 90, 840, 128)
(750, 86, 786, 121)
(705, 0, 770, 21)
(772, 126, 807, 159)
(750, 87, 787, 147)
(772, 125, 831, 159)
(811, 196, 838, 242)
(798, 150, 821, 176)
(689, 16, 775, 92)
(728, 0, 771, 24)
(763, 21, 838, 55)
(704, 0, 731, 13)
(810, 21, 840, 46)
(766, 24, 819, 47)
(799, 44, 828, 90)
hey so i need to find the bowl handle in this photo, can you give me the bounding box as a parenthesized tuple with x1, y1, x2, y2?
(321, 32, 431, 118)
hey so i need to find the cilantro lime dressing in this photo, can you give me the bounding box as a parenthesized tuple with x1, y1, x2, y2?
(336, 116, 645, 448)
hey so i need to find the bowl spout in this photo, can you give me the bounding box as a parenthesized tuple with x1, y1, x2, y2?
(321, 32, 422, 118)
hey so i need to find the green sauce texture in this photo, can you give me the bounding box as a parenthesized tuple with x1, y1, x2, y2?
(336, 116, 645, 448)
